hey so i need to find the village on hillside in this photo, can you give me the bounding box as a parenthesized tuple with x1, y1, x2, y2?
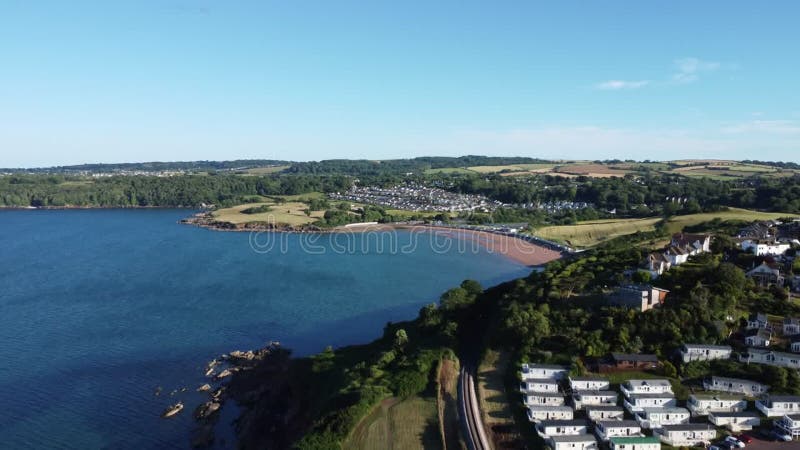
(518, 219, 800, 450)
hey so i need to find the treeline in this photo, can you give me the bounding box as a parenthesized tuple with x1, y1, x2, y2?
(1, 159, 291, 174)
(451, 172, 800, 214)
(284, 156, 552, 176)
(0, 174, 351, 208)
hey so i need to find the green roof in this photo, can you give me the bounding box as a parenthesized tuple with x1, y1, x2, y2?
(610, 436, 660, 444)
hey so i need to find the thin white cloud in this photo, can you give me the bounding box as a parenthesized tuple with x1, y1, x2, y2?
(672, 57, 721, 83)
(595, 80, 650, 90)
(722, 120, 800, 135)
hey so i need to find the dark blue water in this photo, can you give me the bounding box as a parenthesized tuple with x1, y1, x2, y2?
(0, 209, 530, 449)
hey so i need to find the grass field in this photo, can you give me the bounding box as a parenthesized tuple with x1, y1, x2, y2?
(532, 208, 797, 248)
(212, 200, 323, 225)
(344, 396, 442, 450)
(242, 165, 291, 175)
(532, 217, 663, 247)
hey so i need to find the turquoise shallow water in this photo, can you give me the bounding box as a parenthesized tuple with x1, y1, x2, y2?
(0, 209, 530, 449)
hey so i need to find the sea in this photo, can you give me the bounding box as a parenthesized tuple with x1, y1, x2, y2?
(0, 209, 531, 449)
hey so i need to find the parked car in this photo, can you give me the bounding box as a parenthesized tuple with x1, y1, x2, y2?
(771, 429, 792, 442)
(724, 436, 746, 448)
(709, 443, 735, 450)
(736, 434, 753, 444)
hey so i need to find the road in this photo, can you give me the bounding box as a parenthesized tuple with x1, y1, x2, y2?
(459, 362, 491, 450)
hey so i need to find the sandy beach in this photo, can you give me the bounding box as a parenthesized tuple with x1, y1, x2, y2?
(338, 223, 564, 266)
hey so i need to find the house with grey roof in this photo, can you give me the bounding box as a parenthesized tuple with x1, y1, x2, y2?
(679, 343, 732, 363)
(703, 376, 768, 396)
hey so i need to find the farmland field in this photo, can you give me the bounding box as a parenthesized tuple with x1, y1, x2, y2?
(344, 396, 441, 450)
(532, 208, 798, 248)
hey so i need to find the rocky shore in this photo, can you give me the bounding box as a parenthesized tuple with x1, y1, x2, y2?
(190, 342, 310, 449)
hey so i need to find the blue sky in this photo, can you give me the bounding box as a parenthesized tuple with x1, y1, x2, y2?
(1, 1, 799, 167)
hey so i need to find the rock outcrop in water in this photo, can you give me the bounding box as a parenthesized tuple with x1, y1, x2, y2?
(190, 342, 308, 449)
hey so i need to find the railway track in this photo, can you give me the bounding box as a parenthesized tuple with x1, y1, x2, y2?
(459, 363, 491, 450)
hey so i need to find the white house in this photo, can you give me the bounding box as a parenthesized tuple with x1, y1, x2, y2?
(620, 379, 673, 397)
(536, 420, 589, 438)
(609, 436, 661, 450)
(569, 376, 610, 392)
(686, 394, 747, 416)
(708, 411, 761, 432)
(634, 407, 691, 429)
(679, 344, 732, 363)
(747, 313, 770, 330)
(521, 363, 568, 380)
(792, 338, 800, 353)
(624, 394, 677, 413)
(756, 395, 800, 417)
(741, 239, 791, 256)
(740, 347, 800, 369)
(664, 246, 690, 266)
(595, 420, 643, 441)
(527, 406, 574, 422)
(784, 317, 800, 335)
(572, 390, 618, 410)
(548, 434, 598, 450)
(586, 406, 626, 422)
(655, 424, 716, 447)
(703, 376, 768, 396)
(671, 233, 711, 254)
(524, 392, 566, 407)
(521, 379, 560, 393)
(745, 328, 772, 347)
(776, 414, 800, 440)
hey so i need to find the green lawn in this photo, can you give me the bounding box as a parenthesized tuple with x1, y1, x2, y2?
(212, 201, 323, 226)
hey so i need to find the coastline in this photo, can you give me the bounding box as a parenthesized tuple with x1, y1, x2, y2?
(181, 213, 564, 267)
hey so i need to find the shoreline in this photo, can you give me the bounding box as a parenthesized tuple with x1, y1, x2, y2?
(182, 213, 564, 266)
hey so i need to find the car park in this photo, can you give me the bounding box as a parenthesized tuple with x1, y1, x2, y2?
(725, 435, 746, 448)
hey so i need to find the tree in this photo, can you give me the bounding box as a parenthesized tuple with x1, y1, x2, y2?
(662, 361, 678, 378)
(394, 329, 409, 349)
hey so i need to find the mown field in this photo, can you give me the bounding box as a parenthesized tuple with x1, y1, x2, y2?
(532, 208, 797, 248)
(211, 200, 324, 225)
(344, 396, 441, 450)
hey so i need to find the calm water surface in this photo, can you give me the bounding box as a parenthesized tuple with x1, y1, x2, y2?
(0, 209, 530, 449)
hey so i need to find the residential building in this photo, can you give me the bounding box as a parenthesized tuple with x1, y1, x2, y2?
(746, 261, 785, 286)
(741, 239, 791, 256)
(595, 420, 643, 441)
(569, 376, 610, 392)
(664, 246, 690, 266)
(548, 434, 598, 450)
(607, 285, 669, 312)
(523, 392, 566, 407)
(703, 376, 768, 396)
(535, 419, 589, 438)
(586, 406, 626, 422)
(520, 379, 560, 393)
(679, 344, 732, 363)
(792, 338, 800, 353)
(671, 233, 711, 254)
(747, 313, 770, 330)
(744, 328, 772, 347)
(756, 395, 800, 417)
(634, 407, 691, 429)
(708, 411, 761, 432)
(655, 424, 716, 447)
(527, 406, 574, 422)
(599, 354, 660, 373)
(621, 379, 673, 397)
(686, 394, 747, 416)
(776, 414, 800, 440)
(643, 253, 671, 279)
(609, 436, 661, 450)
(572, 390, 618, 409)
(521, 363, 568, 380)
(784, 317, 800, 335)
(740, 347, 800, 369)
(623, 394, 677, 413)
